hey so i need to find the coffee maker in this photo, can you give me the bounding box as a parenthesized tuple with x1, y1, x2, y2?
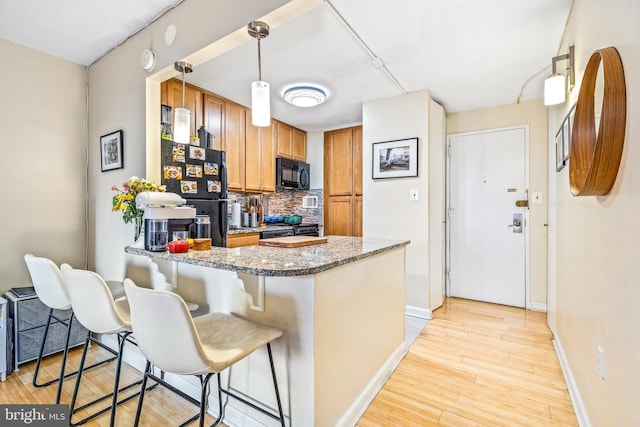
(135, 192, 196, 251)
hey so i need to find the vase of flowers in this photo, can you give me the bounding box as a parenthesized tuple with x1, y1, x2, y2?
(112, 176, 166, 241)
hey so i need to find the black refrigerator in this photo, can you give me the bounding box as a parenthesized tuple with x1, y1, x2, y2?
(160, 138, 227, 247)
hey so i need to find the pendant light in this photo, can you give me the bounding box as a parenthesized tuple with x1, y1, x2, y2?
(173, 61, 193, 144)
(248, 21, 270, 127)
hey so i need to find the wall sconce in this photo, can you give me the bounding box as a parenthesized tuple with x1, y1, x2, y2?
(248, 21, 270, 127)
(544, 45, 575, 106)
(173, 61, 193, 144)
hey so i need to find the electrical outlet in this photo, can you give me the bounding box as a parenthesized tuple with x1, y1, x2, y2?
(410, 189, 419, 201)
(597, 345, 605, 380)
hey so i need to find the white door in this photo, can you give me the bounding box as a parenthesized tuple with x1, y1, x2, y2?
(447, 127, 527, 307)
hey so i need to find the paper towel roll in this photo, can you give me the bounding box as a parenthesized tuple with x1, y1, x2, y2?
(230, 202, 242, 227)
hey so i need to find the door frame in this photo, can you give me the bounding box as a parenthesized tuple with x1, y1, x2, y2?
(445, 125, 531, 308)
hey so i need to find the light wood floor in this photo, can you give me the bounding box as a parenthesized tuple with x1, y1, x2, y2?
(357, 297, 578, 426)
(0, 344, 225, 426)
(0, 298, 577, 426)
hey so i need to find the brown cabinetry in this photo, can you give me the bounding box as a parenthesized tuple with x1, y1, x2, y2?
(224, 103, 246, 191)
(161, 78, 203, 139)
(203, 94, 224, 150)
(162, 79, 303, 194)
(226, 232, 260, 248)
(245, 115, 275, 193)
(276, 121, 307, 161)
(324, 126, 363, 236)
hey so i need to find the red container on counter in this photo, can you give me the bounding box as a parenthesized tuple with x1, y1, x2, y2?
(166, 238, 190, 253)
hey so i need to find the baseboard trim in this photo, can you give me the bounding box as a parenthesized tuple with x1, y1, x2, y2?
(553, 337, 592, 427)
(529, 302, 547, 312)
(406, 305, 433, 320)
(335, 341, 409, 427)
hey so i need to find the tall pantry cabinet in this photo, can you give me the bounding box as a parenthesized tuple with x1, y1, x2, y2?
(324, 125, 362, 236)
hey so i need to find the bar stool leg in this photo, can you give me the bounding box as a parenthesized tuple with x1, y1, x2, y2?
(32, 309, 56, 388)
(267, 343, 285, 427)
(199, 373, 214, 427)
(32, 309, 74, 405)
(133, 361, 152, 427)
(69, 330, 91, 416)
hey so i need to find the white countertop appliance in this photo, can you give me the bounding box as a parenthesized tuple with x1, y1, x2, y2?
(136, 192, 196, 250)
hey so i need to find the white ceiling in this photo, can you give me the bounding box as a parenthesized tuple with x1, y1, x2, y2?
(0, 0, 571, 132)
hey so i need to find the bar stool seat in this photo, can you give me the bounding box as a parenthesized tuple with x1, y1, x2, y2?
(124, 278, 286, 427)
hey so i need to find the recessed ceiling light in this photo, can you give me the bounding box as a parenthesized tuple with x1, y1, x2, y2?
(282, 84, 328, 107)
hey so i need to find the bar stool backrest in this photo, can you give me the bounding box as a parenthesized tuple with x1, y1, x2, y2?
(60, 264, 130, 335)
(123, 279, 210, 375)
(24, 254, 71, 310)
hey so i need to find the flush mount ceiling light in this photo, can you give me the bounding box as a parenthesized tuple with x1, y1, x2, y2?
(544, 45, 575, 106)
(248, 21, 270, 127)
(282, 85, 328, 107)
(173, 61, 193, 144)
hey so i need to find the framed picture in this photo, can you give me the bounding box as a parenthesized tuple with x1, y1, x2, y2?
(562, 110, 572, 161)
(100, 130, 123, 172)
(556, 126, 565, 172)
(372, 137, 418, 179)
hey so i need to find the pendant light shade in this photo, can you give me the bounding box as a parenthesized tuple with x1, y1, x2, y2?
(544, 74, 566, 106)
(248, 21, 270, 127)
(173, 107, 191, 144)
(251, 81, 271, 127)
(173, 61, 193, 143)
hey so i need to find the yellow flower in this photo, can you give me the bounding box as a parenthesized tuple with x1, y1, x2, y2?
(111, 176, 165, 224)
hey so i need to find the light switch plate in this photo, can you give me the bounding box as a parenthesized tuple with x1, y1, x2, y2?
(410, 189, 419, 201)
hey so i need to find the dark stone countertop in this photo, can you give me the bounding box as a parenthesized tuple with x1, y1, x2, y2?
(125, 235, 409, 277)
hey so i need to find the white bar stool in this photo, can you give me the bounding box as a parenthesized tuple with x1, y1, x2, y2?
(23, 254, 119, 404)
(61, 264, 142, 427)
(124, 278, 286, 427)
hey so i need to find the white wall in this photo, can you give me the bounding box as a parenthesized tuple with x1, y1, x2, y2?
(548, 1, 640, 425)
(306, 130, 324, 189)
(447, 99, 549, 307)
(0, 39, 87, 290)
(363, 90, 432, 311)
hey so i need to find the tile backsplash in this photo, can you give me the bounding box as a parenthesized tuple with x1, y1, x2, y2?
(267, 189, 323, 224)
(228, 189, 324, 225)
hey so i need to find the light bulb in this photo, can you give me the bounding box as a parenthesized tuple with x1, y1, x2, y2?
(544, 74, 566, 106)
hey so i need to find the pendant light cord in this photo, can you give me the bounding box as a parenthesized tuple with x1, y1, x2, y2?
(181, 68, 186, 108)
(257, 38, 262, 81)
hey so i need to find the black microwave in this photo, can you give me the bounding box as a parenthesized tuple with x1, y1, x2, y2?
(276, 157, 310, 190)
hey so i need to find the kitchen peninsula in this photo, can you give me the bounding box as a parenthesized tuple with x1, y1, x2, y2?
(125, 236, 409, 427)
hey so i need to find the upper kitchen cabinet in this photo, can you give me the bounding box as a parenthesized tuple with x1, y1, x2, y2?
(245, 114, 275, 193)
(161, 78, 203, 139)
(324, 125, 362, 237)
(224, 102, 246, 192)
(276, 121, 307, 161)
(203, 94, 224, 150)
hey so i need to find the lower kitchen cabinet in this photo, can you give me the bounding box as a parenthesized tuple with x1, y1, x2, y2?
(226, 232, 261, 248)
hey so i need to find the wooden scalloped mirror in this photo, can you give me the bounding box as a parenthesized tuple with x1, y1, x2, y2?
(569, 47, 627, 196)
